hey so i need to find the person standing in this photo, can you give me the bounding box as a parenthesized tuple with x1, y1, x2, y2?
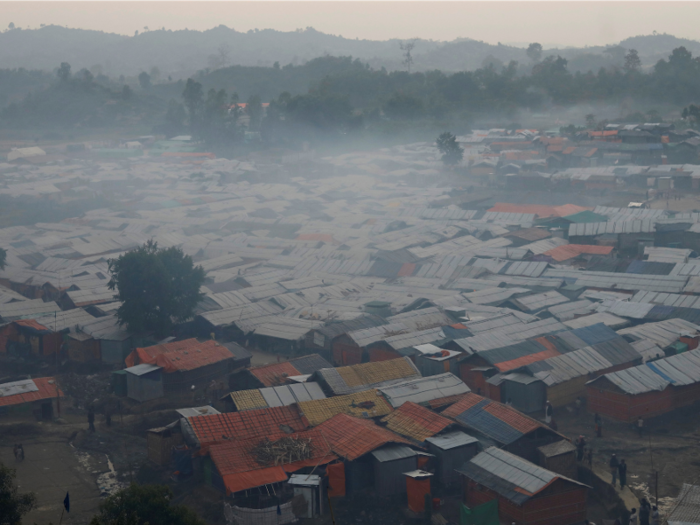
(651, 506, 659, 525)
(87, 407, 95, 433)
(629, 508, 638, 525)
(595, 413, 603, 438)
(576, 435, 587, 461)
(545, 400, 553, 424)
(575, 396, 582, 416)
(619, 459, 628, 489)
(637, 416, 644, 438)
(609, 454, 619, 487)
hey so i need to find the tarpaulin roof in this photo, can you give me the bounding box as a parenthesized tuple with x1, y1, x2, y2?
(543, 244, 614, 262)
(0, 377, 63, 407)
(125, 338, 235, 372)
(248, 354, 332, 387)
(381, 401, 453, 442)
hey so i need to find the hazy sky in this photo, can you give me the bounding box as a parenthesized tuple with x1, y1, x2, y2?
(2, 2, 700, 48)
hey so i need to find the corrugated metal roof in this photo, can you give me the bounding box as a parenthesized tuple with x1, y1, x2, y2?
(618, 318, 700, 348)
(562, 312, 629, 330)
(425, 431, 479, 450)
(316, 357, 421, 395)
(371, 444, 418, 462)
(456, 447, 587, 505)
(381, 401, 453, 442)
(297, 389, 392, 426)
(667, 483, 700, 525)
(548, 299, 595, 321)
(510, 291, 570, 313)
(378, 373, 470, 408)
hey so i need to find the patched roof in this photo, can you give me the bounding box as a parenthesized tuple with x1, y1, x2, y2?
(0, 377, 64, 407)
(443, 393, 547, 445)
(125, 338, 235, 372)
(297, 389, 393, 426)
(314, 357, 421, 395)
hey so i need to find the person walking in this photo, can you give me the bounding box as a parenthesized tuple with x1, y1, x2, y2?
(629, 508, 638, 525)
(545, 400, 553, 424)
(87, 407, 95, 433)
(609, 454, 619, 487)
(639, 499, 651, 525)
(637, 416, 644, 438)
(651, 506, 660, 525)
(619, 459, 628, 489)
(595, 413, 603, 438)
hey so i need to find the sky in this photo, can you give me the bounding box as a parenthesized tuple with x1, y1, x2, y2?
(2, 2, 700, 48)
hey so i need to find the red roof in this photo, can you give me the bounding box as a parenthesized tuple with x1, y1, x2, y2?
(543, 244, 614, 262)
(125, 339, 234, 372)
(209, 427, 338, 494)
(398, 263, 416, 277)
(187, 405, 309, 448)
(487, 203, 592, 218)
(315, 413, 411, 460)
(381, 402, 453, 442)
(0, 377, 63, 407)
(249, 361, 302, 387)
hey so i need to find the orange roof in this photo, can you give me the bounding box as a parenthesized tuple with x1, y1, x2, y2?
(589, 130, 618, 137)
(209, 427, 338, 494)
(543, 244, 614, 262)
(0, 377, 63, 407)
(494, 348, 561, 372)
(381, 402, 453, 442)
(14, 319, 50, 332)
(125, 339, 234, 373)
(398, 263, 416, 277)
(487, 203, 592, 218)
(295, 233, 336, 243)
(249, 361, 302, 387)
(187, 405, 309, 449)
(315, 413, 411, 460)
(562, 146, 577, 155)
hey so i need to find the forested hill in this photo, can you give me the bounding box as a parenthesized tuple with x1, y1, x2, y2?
(2, 24, 700, 78)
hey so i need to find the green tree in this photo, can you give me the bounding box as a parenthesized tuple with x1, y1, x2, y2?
(182, 78, 204, 135)
(623, 49, 641, 72)
(682, 104, 700, 128)
(436, 132, 463, 166)
(0, 247, 5, 270)
(138, 71, 151, 90)
(89, 484, 205, 525)
(526, 42, 543, 63)
(245, 94, 263, 131)
(121, 85, 132, 101)
(384, 92, 424, 120)
(107, 241, 205, 335)
(585, 114, 596, 129)
(0, 462, 37, 525)
(57, 62, 71, 82)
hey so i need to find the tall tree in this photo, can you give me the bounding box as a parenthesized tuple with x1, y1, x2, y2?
(623, 49, 641, 72)
(182, 78, 204, 136)
(89, 484, 205, 525)
(0, 247, 6, 270)
(436, 132, 463, 166)
(526, 43, 543, 63)
(138, 71, 151, 90)
(107, 240, 205, 335)
(399, 39, 417, 72)
(0, 462, 37, 525)
(57, 62, 71, 82)
(245, 94, 263, 131)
